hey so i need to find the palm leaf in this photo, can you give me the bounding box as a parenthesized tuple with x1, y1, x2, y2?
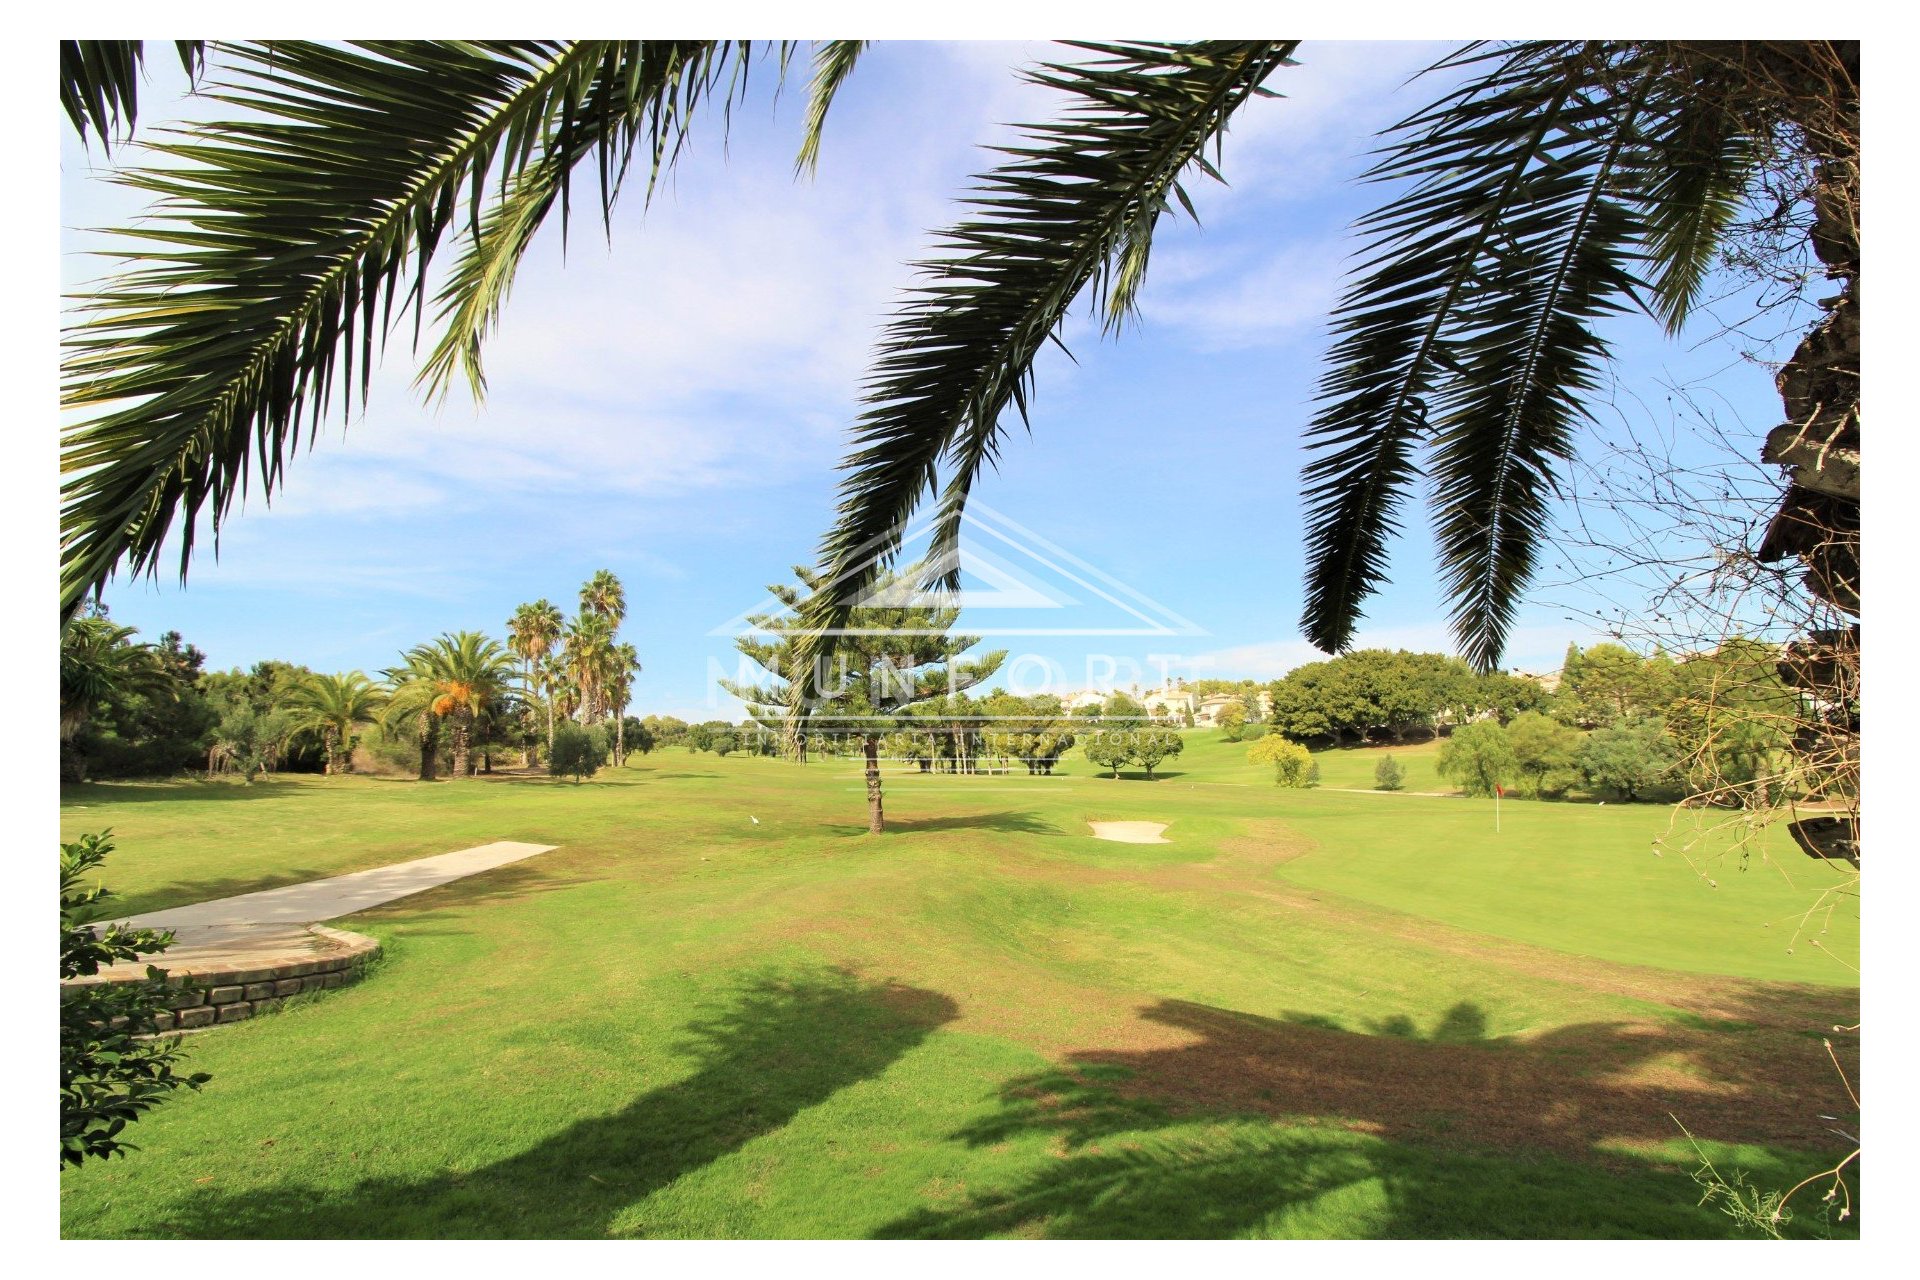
(61, 41, 203, 151)
(795, 40, 869, 175)
(60, 39, 757, 620)
(806, 40, 1297, 653)
(1298, 41, 1612, 664)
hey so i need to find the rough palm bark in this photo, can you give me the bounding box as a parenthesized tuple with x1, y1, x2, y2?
(863, 734, 885, 834)
(1755, 45, 1858, 612)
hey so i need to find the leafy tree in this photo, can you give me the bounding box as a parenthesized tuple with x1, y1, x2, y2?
(1505, 710, 1583, 797)
(685, 723, 714, 753)
(1248, 735, 1314, 787)
(1579, 718, 1680, 801)
(1559, 642, 1670, 727)
(1374, 754, 1405, 791)
(548, 721, 605, 782)
(60, 616, 178, 782)
(1215, 701, 1248, 741)
(1477, 670, 1556, 725)
(622, 717, 657, 756)
(1132, 727, 1185, 779)
(1666, 639, 1801, 805)
(1083, 731, 1135, 780)
(1435, 722, 1516, 798)
(71, 628, 219, 781)
(281, 671, 387, 775)
(61, 831, 209, 1166)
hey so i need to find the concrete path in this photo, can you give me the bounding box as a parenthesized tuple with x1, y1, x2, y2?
(101, 841, 558, 942)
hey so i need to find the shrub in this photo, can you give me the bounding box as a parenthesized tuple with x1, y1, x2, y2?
(1248, 735, 1314, 787)
(549, 721, 606, 782)
(1374, 755, 1405, 791)
(61, 831, 210, 1167)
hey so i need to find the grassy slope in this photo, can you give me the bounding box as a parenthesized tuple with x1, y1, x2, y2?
(59, 744, 1859, 1239)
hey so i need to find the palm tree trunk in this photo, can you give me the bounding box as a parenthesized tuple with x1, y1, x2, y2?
(323, 724, 342, 775)
(863, 733, 885, 834)
(451, 716, 471, 778)
(418, 718, 438, 781)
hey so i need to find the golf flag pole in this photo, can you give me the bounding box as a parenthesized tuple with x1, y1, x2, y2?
(1495, 782, 1502, 833)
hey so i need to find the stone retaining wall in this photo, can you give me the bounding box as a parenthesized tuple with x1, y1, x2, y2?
(63, 925, 381, 1032)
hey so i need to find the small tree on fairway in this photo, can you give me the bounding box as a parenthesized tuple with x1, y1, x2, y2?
(1435, 722, 1516, 798)
(1215, 701, 1247, 741)
(1084, 730, 1134, 779)
(1133, 727, 1184, 779)
(61, 831, 209, 1166)
(549, 721, 604, 783)
(1249, 735, 1313, 787)
(1374, 755, 1405, 791)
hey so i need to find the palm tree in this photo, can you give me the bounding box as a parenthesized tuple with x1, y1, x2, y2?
(579, 570, 627, 629)
(379, 655, 444, 781)
(282, 671, 388, 775)
(507, 599, 565, 762)
(406, 632, 518, 778)
(60, 41, 1856, 675)
(561, 612, 615, 727)
(606, 642, 642, 765)
(59, 616, 175, 781)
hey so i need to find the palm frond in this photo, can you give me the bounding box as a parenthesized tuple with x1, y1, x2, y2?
(60, 39, 755, 620)
(1298, 42, 1609, 663)
(807, 40, 1297, 651)
(795, 40, 869, 175)
(418, 41, 769, 400)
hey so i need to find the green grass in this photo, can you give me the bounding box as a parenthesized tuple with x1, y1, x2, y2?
(59, 742, 1859, 1239)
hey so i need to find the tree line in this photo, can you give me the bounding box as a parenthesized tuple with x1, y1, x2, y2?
(59, 571, 653, 785)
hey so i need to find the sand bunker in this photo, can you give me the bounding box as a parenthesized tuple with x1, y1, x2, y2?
(1088, 821, 1170, 844)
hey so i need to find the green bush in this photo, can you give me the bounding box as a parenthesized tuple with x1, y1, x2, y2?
(61, 831, 209, 1167)
(549, 722, 606, 782)
(1436, 722, 1516, 797)
(1374, 755, 1405, 791)
(1248, 735, 1314, 787)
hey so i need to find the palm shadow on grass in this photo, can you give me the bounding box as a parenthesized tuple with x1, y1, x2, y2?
(879, 997, 1858, 1239)
(823, 811, 1064, 838)
(157, 968, 956, 1238)
(61, 780, 307, 806)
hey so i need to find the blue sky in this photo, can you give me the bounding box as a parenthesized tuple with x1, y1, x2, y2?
(60, 40, 1803, 720)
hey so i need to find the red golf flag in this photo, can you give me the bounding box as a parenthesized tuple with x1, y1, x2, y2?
(1495, 784, 1504, 797)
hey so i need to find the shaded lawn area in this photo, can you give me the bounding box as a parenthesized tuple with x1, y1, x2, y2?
(60, 753, 1858, 1239)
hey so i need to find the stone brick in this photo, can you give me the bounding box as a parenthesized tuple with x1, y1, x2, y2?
(176, 1005, 215, 1029)
(216, 1003, 251, 1024)
(208, 985, 244, 1005)
(322, 972, 347, 989)
(170, 988, 206, 1009)
(150, 1010, 175, 1032)
(274, 979, 303, 996)
(253, 997, 283, 1015)
(243, 982, 274, 1000)
(302, 975, 329, 992)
